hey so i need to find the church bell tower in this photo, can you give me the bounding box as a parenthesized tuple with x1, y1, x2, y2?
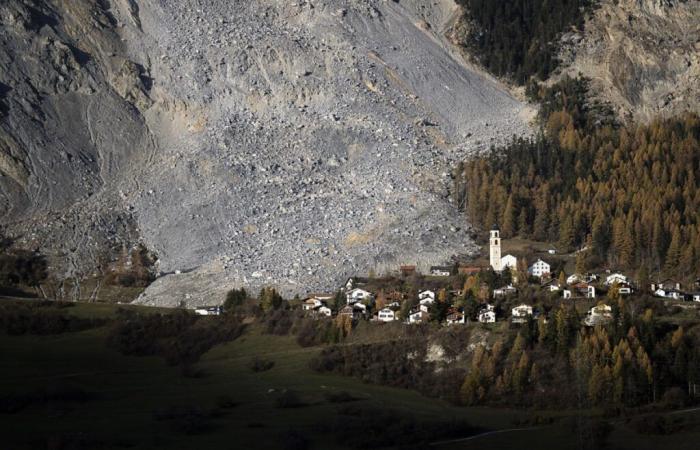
(489, 225, 502, 271)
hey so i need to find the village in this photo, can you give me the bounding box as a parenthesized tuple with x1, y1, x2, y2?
(198, 226, 700, 327)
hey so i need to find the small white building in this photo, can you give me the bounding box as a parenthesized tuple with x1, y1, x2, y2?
(500, 254, 517, 271)
(584, 303, 612, 327)
(567, 274, 583, 285)
(446, 311, 465, 325)
(493, 284, 517, 298)
(377, 308, 397, 322)
(654, 288, 687, 301)
(419, 290, 435, 302)
(346, 288, 373, 304)
(302, 298, 324, 311)
(528, 259, 551, 278)
(409, 309, 430, 324)
(511, 304, 533, 324)
(194, 306, 223, 316)
(478, 304, 496, 323)
(430, 266, 452, 277)
(692, 292, 700, 302)
(605, 273, 628, 286)
(316, 306, 332, 317)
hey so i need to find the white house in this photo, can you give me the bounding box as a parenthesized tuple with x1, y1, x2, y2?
(500, 254, 517, 271)
(377, 308, 397, 322)
(409, 309, 429, 324)
(651, 279, 682, 292)
(567, 274, 583, 285)
(605, 273, 628, 286)
(302, 298, 324, 311)
(317, 306, 332, 317)
(478, 304, 496, 323)
(511, 304, 533, 324)
(419, 303, 431, 313)
(563, 289, 572, 299)
(346, 288, 373, 304)
(493, 284, 517, 298)
(430, 266, 452, 277)
(654, 288, 687, 301)
(692, 292, 700, 302)
(617, 283, 633, 296)
(194, 306, 223, 316)
(419, 290, 436, 301)
(584, 303, 612, 326)
(528, 259, 551, 278)
(446, 311, 465, 325)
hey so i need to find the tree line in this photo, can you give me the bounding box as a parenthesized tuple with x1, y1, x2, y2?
(453, 77, 700, 282)
(455, 0, 592, 84)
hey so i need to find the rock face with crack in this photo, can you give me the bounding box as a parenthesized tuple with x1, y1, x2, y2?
(558, 0, 700, 122)
(0, 0, 532, 306)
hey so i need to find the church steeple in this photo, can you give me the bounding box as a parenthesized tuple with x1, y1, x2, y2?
(489, 225, 502, 271)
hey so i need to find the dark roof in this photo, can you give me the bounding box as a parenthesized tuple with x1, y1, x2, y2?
(491, 223, 500, 231)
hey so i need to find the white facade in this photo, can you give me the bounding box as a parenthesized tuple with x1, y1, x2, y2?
(194, 306, 222, 316)
(446, 312, 465, 325)
(419, 290, 435, 301)
(409, 310, 429, 324)
(346, 288, 373, 304)
(585, 304, 612, 326)
(489, 228, 502, 271)
(529, 259, 550, 278)
(478, 310, 496, 323)
(302, 298, 323, 310)
(377, 308, 397, 322)
(493, 285, 517, 297)
(693, 293, 700, 302)
(500, 254, 517, 270)
(478, 304, 496, 323)
(605, 273, 628, 286)
(567, 274, 582, 285)
(511, 304, 533, 318)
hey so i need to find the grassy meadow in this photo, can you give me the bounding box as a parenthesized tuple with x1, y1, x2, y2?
(1, 300, 699, 449)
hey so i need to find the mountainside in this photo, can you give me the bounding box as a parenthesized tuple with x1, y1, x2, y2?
(557, 0, 700, 122)
(0, 0, 532, 305)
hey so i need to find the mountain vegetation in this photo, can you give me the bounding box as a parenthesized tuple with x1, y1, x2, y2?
(453, 77, 700, 281)
(456, 0, 592, 83)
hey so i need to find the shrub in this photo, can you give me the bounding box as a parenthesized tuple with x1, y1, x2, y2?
(274, 390, 305, 409)
(248, 356, 275, 373)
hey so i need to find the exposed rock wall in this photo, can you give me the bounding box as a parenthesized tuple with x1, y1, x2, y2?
(558, 0, 700, 122)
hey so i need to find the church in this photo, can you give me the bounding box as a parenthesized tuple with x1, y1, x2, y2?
(489, 225, 517, 272)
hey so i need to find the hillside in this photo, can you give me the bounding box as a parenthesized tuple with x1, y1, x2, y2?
(0, 0, 532, 305)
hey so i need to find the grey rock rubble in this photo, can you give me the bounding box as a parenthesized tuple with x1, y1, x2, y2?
(0, 0, 533, 306)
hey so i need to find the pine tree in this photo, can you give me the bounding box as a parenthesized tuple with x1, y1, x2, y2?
(502, 194, 516, 237)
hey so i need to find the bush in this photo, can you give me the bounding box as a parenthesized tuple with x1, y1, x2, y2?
(248, 356, 275, 373)
(0, 303, 105, 336)
(274, 390, 305, 409)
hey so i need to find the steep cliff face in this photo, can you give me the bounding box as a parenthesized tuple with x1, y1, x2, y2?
(558, 0, 700, 122)
(0, 0, 154, 288)
(0, 0, 532, 305)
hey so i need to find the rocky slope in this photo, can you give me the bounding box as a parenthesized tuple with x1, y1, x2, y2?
(558, 0, 700, 122)
(0, 0, 532, 306)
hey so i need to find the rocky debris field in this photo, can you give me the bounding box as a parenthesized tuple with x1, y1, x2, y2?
(1, 0, 532, 306)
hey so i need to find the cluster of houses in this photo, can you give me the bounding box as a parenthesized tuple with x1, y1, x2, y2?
(293, 226, 700, 327)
